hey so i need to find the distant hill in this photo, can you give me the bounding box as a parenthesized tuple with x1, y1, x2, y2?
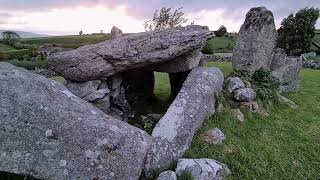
(0, 30, 49, 39)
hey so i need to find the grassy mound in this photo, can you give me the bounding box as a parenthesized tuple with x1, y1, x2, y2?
(0, 42, 16, 52)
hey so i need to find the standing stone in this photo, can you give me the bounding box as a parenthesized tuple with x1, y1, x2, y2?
(232, 6, 277, 74)
(0, 63, 152, 180)
(144, 67, 224, 175)
(169, 70, 191, 99)
(110, 26, 123, 39)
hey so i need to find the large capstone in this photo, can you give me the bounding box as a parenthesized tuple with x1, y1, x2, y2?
(144, 67, 224, 174)
(0, 63, 152, 180)
(48, 25, 213, 82)
(232, 6, 277, 74)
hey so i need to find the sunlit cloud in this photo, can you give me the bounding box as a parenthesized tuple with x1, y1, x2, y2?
(0, 5, 145, 35)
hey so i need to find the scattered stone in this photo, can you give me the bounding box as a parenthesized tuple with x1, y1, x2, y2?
(157, 171, 177, 180)
(110, 26, 123, 39)
(217, 103, 225, 113)
(240, 101, 269, 117)
(232, 109, 245, 122)
(49, 25, 213, 82)
(0, 63, 152, 180)
(233, 88, 256, 102)
(278, 94, 299, 109)
(232, 6, 277, 74)
(200, 128, 225, 145)
(144, 67, 224, 174)
(226, 77, 245, 93)
(175, 159, 230, 180)
(272, 54, 302, 93)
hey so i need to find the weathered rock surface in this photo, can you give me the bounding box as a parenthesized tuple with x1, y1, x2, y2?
(0, 63, 152, 180)
(232, 6, 277, 74)
(175, 159, 229, 180)
(231, 109, 245, 122)
(233, 88, 256, 102)
(144, 67, 224, 174)
(110, 26, 123, 39)
(278, 94, 299, 109)
(226, 77, 245, 93)
(49, 25, 213, 82)
(200, 128, 225, 145)
(157, 171, 177, 180)
(272, 52, 302, 93)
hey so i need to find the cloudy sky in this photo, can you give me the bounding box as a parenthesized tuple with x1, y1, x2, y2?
(0, 0, 319, 35)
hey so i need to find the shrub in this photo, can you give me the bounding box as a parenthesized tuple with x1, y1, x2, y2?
(215, 25, 228, 37)
(0, 49, 33, 61)
(201, 41, 214, 54)
(8, 59, 48, 70)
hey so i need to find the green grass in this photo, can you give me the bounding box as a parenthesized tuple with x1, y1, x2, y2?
(20, 34, 110, 47)
(207, 37, 236, 53)
(0, 42, 16, 52)
(181, 62, 320, 179)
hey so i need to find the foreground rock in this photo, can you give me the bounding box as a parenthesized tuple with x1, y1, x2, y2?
(200, 128, 226, 145)
(144, 67, 224, 174)
(226, 77, 245, 93)
(233, 88, 256, 102)
(157, 171, 177, 180)
(175, 159, 230, 180)
(49, 25, 213, 82)
(232, 6, 277, 74)
(0, 63, 152, 180)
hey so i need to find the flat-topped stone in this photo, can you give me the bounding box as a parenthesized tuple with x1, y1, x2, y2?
(48, 25, 213, 82)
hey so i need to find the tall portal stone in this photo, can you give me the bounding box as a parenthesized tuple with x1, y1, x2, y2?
(232, 7, 277, 74)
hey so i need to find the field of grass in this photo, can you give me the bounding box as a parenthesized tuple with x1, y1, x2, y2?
(152, 62, 320, 179)
(21, 34, 110, 47)
(207, 37, 236, 53)
(0, 42, 16, 52)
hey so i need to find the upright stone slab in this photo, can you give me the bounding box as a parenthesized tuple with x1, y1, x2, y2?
(0, 63, 152, 180)
(144, 67, 224, 174)
(110, 26, 123, 39)
(232, 6, 277, 74)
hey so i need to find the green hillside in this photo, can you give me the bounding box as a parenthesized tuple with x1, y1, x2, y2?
(0, 43, 16, 52)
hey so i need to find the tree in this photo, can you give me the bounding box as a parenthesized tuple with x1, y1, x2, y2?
(277, 7, 319, 55)
(144, 7, 188, 31)
(215, 25, 227, 37)
(79, 30, 83, 36)
(2, 31, 21, 46)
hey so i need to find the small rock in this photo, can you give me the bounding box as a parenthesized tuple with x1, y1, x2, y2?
(83, 88, 110, 102)
(175, 158, 229, 180)
(231, 109, 245, 122)
(240, 101, 269, 117)
(217, 103, 224, 113)
(233, 88, 256, 102)
(157, 171, 177, 180)
(278, 94, 299, 109)
(226, 77, 245, 93)
(200, 128, 225, 145)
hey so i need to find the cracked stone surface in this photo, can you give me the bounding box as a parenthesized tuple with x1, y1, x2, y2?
(48, 25, 213, 82)
(144, 67, 224, 174)
(0, 63, 152, 180)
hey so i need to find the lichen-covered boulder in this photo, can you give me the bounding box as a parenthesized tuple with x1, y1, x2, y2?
(232, 6, 277, 74)
(225, 77, 245, 93)
(157, 171, 177, 180)
(49, 25, 213, 82)
(200, 128, 226, 145)
(0, 63, 152, 180)
(233, 88, 257, 102)
(175, 159, 230, 180)
(144, 67, 224, 174)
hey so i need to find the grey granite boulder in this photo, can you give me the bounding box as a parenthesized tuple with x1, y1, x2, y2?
(49, 25, 213, 82)
(225, 77, 245, 93)
(144, 67, 224, 174)
(0, 63, 152, 180)
(110, 26, 123, 39)
(200, 128, 225, 145)
(233, 88, 256, 102)
(232, 6, 277, 74)
(272, 56, 302, 93)
(157, 171, 177, 180)
(175, 159, 229, 180)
